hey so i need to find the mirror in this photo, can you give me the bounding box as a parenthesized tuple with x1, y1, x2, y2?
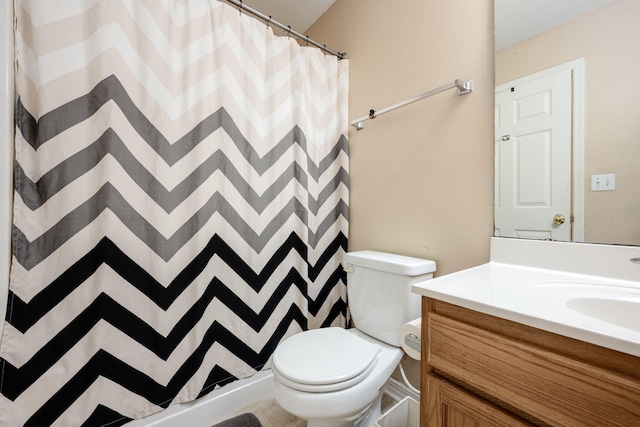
(494, 0, 640, 246)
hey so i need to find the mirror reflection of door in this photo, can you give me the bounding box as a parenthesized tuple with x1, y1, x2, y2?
(495, 67, 572, 241)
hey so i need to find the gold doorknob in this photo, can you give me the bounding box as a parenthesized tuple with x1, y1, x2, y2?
(553, 214, 566, 225)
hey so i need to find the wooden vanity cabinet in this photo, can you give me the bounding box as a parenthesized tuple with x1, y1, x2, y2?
(420, 298, 640, 427)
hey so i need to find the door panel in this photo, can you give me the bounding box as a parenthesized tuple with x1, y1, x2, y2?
(495, 68, 572, 241)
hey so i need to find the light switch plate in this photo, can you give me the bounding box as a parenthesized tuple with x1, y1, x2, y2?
(591, 173, 616, 191)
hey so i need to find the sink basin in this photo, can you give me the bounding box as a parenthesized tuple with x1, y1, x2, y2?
(529, 281, 640, 332)
(565, 298, 640, 332)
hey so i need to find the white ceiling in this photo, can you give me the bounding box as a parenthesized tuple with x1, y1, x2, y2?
(494, 0, 618, 50)
(238, 0, 336, 35)
(230, 1, 618, 52)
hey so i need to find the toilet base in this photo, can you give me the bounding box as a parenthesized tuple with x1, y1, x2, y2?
(306, 390, 383, 427)
(272, 329, 404, 427)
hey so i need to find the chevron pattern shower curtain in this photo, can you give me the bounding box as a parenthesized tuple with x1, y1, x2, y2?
(0, 1, 349, 425)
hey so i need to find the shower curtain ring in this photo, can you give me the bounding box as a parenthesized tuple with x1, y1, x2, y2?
(369, 109, 376, 120)
(287, 26, 292, 39)
(266, 16, 271, 29)
(238, 0, 242, 15)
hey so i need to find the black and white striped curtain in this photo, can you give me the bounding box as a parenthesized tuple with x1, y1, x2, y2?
(0, 1, 349, 425)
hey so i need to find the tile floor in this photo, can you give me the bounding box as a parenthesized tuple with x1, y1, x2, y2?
(237, 398, 306, 427)
(220, 394, 398, 427)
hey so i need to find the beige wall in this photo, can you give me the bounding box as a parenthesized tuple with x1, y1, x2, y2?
(496, 0, 640, 245)
(308, 0, 495, 277)
(307, 0, 494, 392)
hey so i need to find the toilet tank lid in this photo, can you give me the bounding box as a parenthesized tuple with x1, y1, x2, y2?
(346, 251, 436, 276)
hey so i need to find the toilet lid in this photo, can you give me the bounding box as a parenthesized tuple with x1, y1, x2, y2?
(272, 327, 379, 391)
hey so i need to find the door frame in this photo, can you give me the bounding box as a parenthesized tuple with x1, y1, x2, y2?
(496, 58, 585, 242)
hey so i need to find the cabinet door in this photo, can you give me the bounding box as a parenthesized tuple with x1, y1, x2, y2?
(425, 374, 531, 427)
(428, 313, 640, 426)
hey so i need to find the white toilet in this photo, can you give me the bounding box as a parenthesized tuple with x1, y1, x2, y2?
(272, 250, 436, 427)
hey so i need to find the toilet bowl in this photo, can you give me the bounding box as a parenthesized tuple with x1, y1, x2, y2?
(272, 251, 436, 427)
(272, 328, 403, 427)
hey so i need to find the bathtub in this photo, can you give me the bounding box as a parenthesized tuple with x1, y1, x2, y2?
(125, 370, 274, 426)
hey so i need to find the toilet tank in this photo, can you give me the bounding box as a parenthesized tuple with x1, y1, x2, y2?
(346, 251, 436, 347)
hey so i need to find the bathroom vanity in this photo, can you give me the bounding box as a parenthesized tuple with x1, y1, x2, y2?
(412, 238, 640, 427)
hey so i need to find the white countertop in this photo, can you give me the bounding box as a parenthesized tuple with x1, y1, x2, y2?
(412, 239, 640, 358)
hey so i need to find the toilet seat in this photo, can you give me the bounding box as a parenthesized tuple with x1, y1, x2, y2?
(272, 327, 380, 392)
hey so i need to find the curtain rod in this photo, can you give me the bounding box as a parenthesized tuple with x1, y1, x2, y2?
(350, 79, 473, 130)
(223, 0, 347, 60)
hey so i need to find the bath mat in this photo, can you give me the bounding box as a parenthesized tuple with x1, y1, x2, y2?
(211, 413, 262, 427)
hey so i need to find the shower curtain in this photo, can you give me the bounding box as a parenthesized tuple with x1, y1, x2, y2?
(0, 1, 349, 425)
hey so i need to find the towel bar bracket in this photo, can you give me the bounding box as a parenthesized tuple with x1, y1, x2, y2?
(455, 79, 473, 95)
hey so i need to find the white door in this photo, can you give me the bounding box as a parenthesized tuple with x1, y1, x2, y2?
(495, 68, 572, 241)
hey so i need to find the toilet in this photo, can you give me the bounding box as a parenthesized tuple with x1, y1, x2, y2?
(272, 250, 436, 427)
